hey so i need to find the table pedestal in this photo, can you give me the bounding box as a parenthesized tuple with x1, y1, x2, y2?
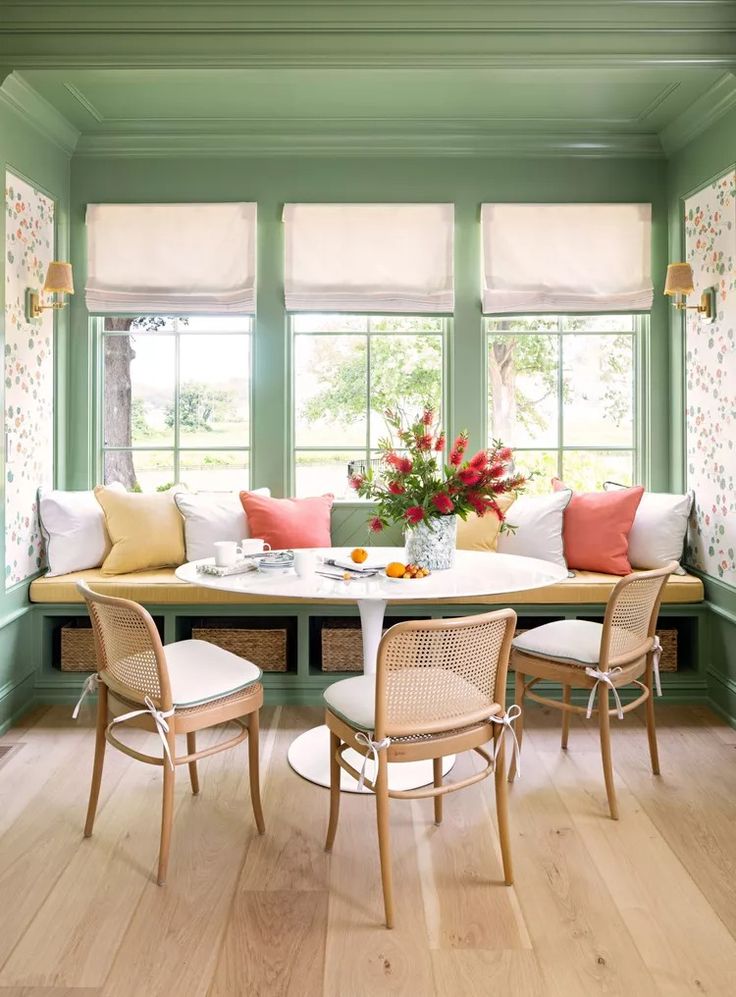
(287, 596, 456, 793)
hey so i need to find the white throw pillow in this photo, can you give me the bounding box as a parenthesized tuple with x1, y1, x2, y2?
(604, 482, 693, 573)
(39, 483, 125, 576)
(175, 488, 270, 562)
(496, 490, 572, 568)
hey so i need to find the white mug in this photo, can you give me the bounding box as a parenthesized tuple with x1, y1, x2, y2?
(294, 550, 316, 578)
(240, 538, 271, 556)
(213, 541, 240, 567)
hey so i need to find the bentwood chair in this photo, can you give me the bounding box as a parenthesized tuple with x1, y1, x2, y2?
(509, 561, 678, 819)
(74, 582, 265, 885)
(323, 608, 518, 928)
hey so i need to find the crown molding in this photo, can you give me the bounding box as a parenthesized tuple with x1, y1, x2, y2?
(0, 73, 79, 155)
(73, 128, 664, 160)
(660, 72, 736, 155)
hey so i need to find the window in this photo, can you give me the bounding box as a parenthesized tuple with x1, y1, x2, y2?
(487, 314, 638, 493)
(292, 314, 446, 497)
(101, 315, 252, 492)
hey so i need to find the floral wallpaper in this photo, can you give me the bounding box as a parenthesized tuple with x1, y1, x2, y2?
(4, 171, 55, 587)
(683, 168, 736, 585)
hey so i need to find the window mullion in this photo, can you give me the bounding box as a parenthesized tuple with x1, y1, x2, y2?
(174, 327, 181, 484)
(557, 319, 564, 479)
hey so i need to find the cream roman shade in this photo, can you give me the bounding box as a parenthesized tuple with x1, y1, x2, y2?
(481, 203, 652, 313)
(85, 202, 257, 314)
(283, 203, 454, 313)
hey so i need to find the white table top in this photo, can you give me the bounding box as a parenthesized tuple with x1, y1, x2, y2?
(175, 547, 567, 603)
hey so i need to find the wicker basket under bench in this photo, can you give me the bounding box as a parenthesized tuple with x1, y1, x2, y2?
(58, 620, 290, 673)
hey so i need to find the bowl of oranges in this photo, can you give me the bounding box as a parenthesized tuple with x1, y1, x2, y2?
(382, 560, 431, 582)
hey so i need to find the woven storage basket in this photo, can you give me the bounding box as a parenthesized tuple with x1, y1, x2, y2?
(513, 625, 678, 671)
(192, 627, 287, 672)
(321, 621, 390, 672)
(60, 623, 96, 672)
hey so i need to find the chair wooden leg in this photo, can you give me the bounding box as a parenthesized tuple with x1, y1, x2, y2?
(375, 754, 394, 929)
(157, 731, 177, 886)
(433, 757, 443, 825)
(186, 732, 200, 795)
(509, 669, 524, 783)
(84, 682, 108, 837)
(247, 710, 266, 835)
(561, 685, 571, 749)
(598, 686, 619, 820)
(494, 732, 514, 885)
(325, 731, 341, 851)
(645, 664, 661, 776)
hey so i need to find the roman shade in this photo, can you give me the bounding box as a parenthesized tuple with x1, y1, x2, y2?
(481, 203, 652, 313)
(283, 203, 454, 313)
(85, 202, 257, 314)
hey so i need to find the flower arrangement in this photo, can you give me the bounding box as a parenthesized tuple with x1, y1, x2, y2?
(350, 408, 526, 535)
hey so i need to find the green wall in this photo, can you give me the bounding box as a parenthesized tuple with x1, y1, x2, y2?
(68, 154, 671, 507)
(666, 105, 736, 725)
(0, 95, 71, 731)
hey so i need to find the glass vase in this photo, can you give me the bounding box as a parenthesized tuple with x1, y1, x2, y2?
(404, 514, 457, 570)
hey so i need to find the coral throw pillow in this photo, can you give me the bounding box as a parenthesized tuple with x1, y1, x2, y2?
(239, 492, 334, 549)
(552, 478, 644, 575)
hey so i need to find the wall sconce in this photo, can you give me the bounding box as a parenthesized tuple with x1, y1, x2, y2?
(664, 262, 715, 322)
(25, 261, 74, 321)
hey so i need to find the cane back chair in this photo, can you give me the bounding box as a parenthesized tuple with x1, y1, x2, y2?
(74, 582, 265, 885)
(323, 608, 518, 928)
(510, 561, 678, 819)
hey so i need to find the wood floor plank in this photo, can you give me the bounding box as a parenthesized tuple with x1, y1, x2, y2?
(492, 729, 660, 997)
(431, 950, 546, 996)
(208, 891, 328, 997)
(531, 734, 736, 997)
(0, 988, 100, 996)
(100, 707, 281, 997)
(239, 707, 330, 892)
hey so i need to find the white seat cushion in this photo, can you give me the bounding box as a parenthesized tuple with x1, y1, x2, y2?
(324, 674, 376, 729)
(164, 639, 261, 707)
(513, 619, 605, 666)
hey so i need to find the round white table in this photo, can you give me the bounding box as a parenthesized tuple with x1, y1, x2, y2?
(176, 548, 567, 793)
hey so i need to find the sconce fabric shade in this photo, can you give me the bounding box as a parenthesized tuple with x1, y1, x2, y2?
(283, 203, 454, 313)
(481, 203, 653, 313)
(43, 261, 74, 295)
(85, 203, 257, 314)
(664, 262, 695, 296)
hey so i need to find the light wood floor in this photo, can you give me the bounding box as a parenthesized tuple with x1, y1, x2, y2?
(0, 701, 735, 997)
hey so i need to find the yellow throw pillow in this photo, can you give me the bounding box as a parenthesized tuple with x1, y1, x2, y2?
(456, 494, 516, 552)
(94, 486, 186, 574)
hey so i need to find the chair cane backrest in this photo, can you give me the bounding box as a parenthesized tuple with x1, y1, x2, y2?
(374, 609, 517, 739)
(599, 561, 679, 669)
(77, 582, 172, 709)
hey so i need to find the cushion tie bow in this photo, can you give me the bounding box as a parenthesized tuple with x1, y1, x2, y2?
(584, 666, 624, 720)
(490, 704, 522, 779)
(652, 635, 663, 697)
(72, 673, 99, 719)
(110, 696, 176, 770)
(354, 731, 391, 791)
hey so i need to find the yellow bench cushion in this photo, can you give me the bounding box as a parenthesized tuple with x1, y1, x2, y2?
(29, 567, 704, 606)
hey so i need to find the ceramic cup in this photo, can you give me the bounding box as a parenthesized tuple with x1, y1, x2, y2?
(294, 550, 316, 578)
(240, 538, 271, 555)
(213, 540, 241, 567)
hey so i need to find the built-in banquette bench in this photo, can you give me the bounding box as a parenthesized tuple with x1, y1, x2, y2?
(29, 567, 707, 707)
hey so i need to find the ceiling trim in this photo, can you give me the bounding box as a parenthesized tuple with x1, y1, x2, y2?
(660, 72, 736, 155)
(0, 73, 80, 155)
(73, 129, 664, 159)
(64, 82, 104, 123)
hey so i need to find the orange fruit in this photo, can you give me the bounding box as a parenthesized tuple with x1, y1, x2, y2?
(386, 561, 406, 578)
(351, 547, 368, 564)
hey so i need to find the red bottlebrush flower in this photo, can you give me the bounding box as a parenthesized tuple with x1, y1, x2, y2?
(349, 474, 364, 490)
(422, 409, 434, 426)
(487, 462, 505, 479)
(489, 499, 504, 521)
(469, 450, 488, 470)
(369, 516, 384, 533)
(387, 480, 405, 495)
(405, 505, 424, 525)
(467, 491, 487, 515)
(431, 492, 454, 515)
(396, 456, 413, 475)
(385, 452, 401, 468)
(449, 432, 469, 466)
(498, 446, 513, 463)
(434, 433, 446, 451)
(458, 467, 482, 486)
(417, 432, 433, 451)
